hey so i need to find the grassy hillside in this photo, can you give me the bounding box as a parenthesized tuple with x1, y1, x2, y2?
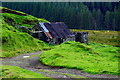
(40, 41, 119, 75)
(70, 29, 120, 47)
(1, 65, 51, 79)
(1, 7, 50, 57)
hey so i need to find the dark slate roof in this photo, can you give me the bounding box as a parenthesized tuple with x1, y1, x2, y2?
(43, 22, 73, 39)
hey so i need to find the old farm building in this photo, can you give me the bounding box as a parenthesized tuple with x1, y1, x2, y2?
(32, 22, 75, 44)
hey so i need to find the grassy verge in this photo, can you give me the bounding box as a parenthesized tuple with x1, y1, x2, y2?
(70, 29, 120, 46)
(38, 69, 86, 78)
(40, 41, 119, 75)
(1, 65, 52, 79)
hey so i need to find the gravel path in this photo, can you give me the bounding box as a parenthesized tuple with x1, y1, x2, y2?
(1, 51, 119, 79)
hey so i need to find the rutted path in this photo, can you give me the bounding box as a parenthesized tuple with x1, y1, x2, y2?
(1, 51, 118, 79)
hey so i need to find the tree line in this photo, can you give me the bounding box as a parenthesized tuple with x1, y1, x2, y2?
(2, 2, 120, 30)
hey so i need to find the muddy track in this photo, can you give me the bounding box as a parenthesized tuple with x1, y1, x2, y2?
(1, 51, 119, 79)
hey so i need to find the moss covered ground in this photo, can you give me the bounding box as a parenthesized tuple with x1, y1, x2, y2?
(40, 41, 119, 75)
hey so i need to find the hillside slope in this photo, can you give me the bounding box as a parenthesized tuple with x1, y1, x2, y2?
(1, 7, 50, 57)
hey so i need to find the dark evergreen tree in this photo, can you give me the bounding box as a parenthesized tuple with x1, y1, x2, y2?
(2, 2, 119, 30)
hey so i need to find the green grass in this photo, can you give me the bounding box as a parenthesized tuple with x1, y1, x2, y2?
(70, 29, 120, 46)
(2, 13, 37, 28)
(2, 30, 50, 57)
(1, 7, 51, 57)
(0, 7, 27, 15)
(40, 41, 119, 75)
(2, 22, 50, 57)
(38, 69, 86, 78)
(38, 18, 50, 23)
(2, 13, 38, 28)
(1, 65, 52, 79)
(1, 7, 49, 28)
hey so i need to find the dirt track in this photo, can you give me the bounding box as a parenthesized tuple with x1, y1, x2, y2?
(1, 51, 119, 79)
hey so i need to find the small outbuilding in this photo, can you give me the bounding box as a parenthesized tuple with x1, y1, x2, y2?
(75, 32, 88, 44)
(31, 22, 75, 44)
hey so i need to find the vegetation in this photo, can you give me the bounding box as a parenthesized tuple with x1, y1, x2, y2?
(2, 30, 50, 57)
(40, 41, 119, 75)
(1, 5, 119, 78)
(2, 7, 49, 28)
(71, 29, 120, 46)
(1, 7, 50, 57)
(38, 69, 85, 78)
(2, 2, 120, 30)
(1, 65, 51, 78)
